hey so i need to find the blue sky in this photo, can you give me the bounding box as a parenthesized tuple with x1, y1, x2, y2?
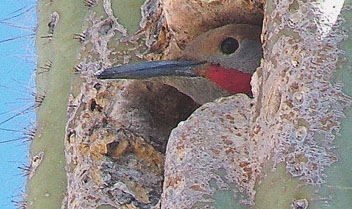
(0, 1, 37, 208)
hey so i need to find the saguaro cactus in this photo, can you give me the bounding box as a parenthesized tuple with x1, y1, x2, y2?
(26, 1, 87, 208)
(26, 0, 351, 208)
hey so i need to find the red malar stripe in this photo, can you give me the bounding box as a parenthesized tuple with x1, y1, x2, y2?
(204, 65, 252, 95)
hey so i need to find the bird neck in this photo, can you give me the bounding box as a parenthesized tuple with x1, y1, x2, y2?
(203, 65, 252, 95)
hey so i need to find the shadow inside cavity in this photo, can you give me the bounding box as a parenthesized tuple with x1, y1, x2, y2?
(108, 80, 199, 154)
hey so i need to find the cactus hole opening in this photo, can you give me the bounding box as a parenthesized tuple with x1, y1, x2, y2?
(110, 80, 199, 153)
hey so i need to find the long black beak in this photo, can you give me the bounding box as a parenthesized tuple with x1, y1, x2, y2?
(97, 60, 206, 79)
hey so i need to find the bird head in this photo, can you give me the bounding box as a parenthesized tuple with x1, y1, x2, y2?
(97, 24, 262, 104)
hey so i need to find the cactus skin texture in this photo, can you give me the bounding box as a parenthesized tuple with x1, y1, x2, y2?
(253, 0, 352, 208)
(28, 0, 352, 209)
(27, 0, 87, 208)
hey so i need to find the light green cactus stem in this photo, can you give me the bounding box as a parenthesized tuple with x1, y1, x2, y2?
(319, 5, 352, 206)
(27, 1, 87, 208)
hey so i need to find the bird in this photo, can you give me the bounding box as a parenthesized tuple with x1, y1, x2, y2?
(97, 24, 262, 104)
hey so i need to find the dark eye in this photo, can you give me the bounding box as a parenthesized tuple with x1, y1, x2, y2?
(220, 37, 239, 54)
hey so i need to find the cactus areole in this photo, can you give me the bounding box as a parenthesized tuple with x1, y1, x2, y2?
(97, 24, 262, 96)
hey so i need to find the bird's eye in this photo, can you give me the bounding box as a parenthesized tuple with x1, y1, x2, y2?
(220, 37, 239, 54)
